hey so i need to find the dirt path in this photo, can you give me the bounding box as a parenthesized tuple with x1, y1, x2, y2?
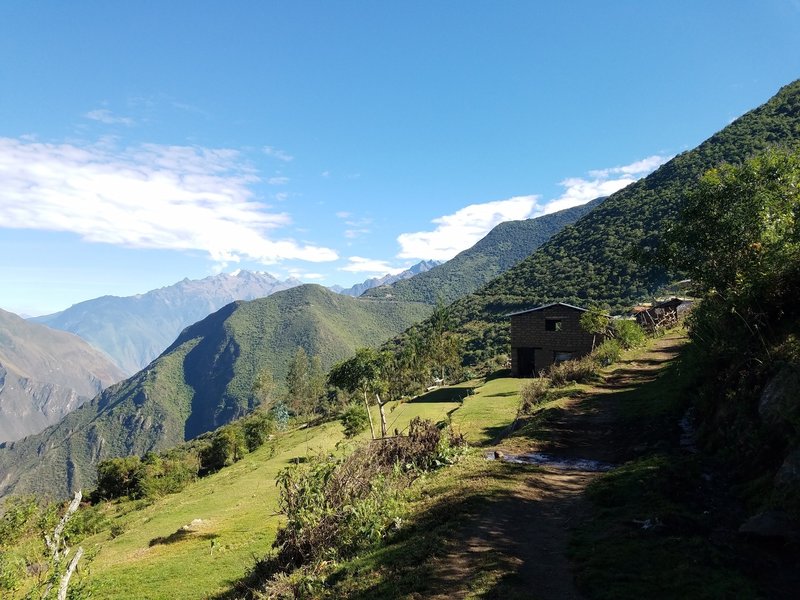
(429, 334, 685, 599)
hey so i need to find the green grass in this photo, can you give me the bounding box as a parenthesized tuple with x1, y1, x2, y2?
(62, 376, 522, 599)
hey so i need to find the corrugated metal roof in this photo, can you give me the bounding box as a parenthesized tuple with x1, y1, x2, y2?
(505, 302, 590, 318)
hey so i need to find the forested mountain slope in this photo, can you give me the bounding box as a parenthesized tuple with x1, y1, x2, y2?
(364, 198, 604, 305)
(0, 308, 125, 442)
(446, 79, 800, 362)
(0, 285, 431, 500)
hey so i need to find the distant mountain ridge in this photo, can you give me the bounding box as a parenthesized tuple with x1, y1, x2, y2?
(0, 285, 432, 500)
(363, 198, 604, 305)
(331, 260, 441, 297)
(0, 308, 125, 442)
(33, 270, 302, 375)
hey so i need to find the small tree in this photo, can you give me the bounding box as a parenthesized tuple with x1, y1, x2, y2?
(252, 368, 275, 410)
(328, 348, 389, 438)
(286, 348, 310, 414)
(579, 306, 610, 349)
(340, 403, 369, 438)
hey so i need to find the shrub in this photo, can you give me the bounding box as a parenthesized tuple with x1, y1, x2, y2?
(547, 356, 598, 387)
(243, 412, 276, 451)
(520, 378, 550, 413)
(340, 403, 369, 438)
(594, 339, 623, 366)
(613, 319, 647, 349)
(94, 456, 142, 500)
(200, 426, 247, 473)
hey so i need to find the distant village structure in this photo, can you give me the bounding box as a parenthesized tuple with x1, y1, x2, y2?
(634, 298, 693, 330)
(508, 302, 596, 377)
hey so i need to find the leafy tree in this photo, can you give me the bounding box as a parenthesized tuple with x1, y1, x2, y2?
(201, 426, 246, 472)
(579, 307, 610, 349)
(286, 347, 310, 414)
(663, 148, 800, 297)
(95, 456, 142, 500)
(661, 147, 800, 356)
(328, 348, 390, 438)
(252, 369, 275, 410)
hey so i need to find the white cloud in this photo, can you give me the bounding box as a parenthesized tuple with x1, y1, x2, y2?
(539, 154, 671, 215)
(0, 137, 338, 264)
(267, 176, 289, 185)
(588, 155, 669, 178)
(395, 155, 671, 261)
(263, 146, 294, 162)
(340, 256, 406, 275)
(85, 109, 135, 126)
(397, 196, 539, 261)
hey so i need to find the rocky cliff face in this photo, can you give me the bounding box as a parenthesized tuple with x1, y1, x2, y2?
(0, 308, 126, 442)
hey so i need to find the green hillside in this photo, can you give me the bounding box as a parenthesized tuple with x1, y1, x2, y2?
(443, 80, 800, 363)
(363, 198, 604, 305)
(0, 376, 521, 599)
(0, 285, 431, 501)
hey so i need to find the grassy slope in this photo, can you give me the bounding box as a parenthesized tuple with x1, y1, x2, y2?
(0, 285, 432, 501)
(70, 376, 521, 599)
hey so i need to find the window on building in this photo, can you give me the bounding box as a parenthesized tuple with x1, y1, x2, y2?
(545, 319, 562, 332)
(554, 351, 573, 363)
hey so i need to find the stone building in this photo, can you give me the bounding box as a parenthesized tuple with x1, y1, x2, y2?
(508, 302, 596, 377)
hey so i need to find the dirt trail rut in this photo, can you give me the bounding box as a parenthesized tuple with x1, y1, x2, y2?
(429, 335, 684, 600)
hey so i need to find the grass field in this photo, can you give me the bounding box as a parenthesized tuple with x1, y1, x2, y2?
(70, 375, 523, 599)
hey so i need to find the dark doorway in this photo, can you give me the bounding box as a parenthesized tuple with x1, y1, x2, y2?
(516, 347, 537, 377)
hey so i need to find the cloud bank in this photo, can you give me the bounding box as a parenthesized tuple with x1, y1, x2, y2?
(340, 256, 407, 275)
(0, 137, 337, 264)
(397, 196, 540, 261)
(397, 155, 670, 261)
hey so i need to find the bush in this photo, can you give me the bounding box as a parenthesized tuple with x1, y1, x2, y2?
(243, 412, 276, 451)
(270, 418, 463, 572)
(594, 339, 623, 366)
(520, 378, 550, 413)
(613, 319, 647, 349)
(340, 403, 369, 438)
(200, 426, 247, 473)
(547, 356, 598, 387)
(94, 456, 142, 500)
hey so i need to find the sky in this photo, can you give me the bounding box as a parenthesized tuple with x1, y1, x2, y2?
(1, 1, 799, 316)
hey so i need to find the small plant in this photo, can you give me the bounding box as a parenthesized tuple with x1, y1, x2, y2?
(612, 319, 647, 349)
(340, 403, 369, 438)
(594, 338, 623, 366)
(519, 377, 550, 413)
(547, 356, 598, 387)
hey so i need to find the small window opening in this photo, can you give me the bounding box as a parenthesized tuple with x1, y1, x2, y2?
(554, 351, 573, 363)
(545, 319, 562, 332)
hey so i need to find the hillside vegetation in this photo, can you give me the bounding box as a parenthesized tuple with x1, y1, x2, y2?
(0, 285, 431, 501)
(0, 375, 521, 599)
(437, 80, 800, 364)
(364, 198, 603, 305)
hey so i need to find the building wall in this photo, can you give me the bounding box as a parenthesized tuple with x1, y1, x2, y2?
(510, 305, 595, 376)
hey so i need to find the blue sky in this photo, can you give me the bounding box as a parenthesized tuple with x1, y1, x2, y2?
(1, 1, 799, 315)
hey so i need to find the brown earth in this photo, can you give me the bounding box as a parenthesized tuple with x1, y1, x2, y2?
(426, 334, 685, 599)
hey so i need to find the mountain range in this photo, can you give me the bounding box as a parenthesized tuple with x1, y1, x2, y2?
(0, 309, 125, 443)
(32, 270, 302, 375)
(0, 285, 431, 499)
(331, 260, 441, 297)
